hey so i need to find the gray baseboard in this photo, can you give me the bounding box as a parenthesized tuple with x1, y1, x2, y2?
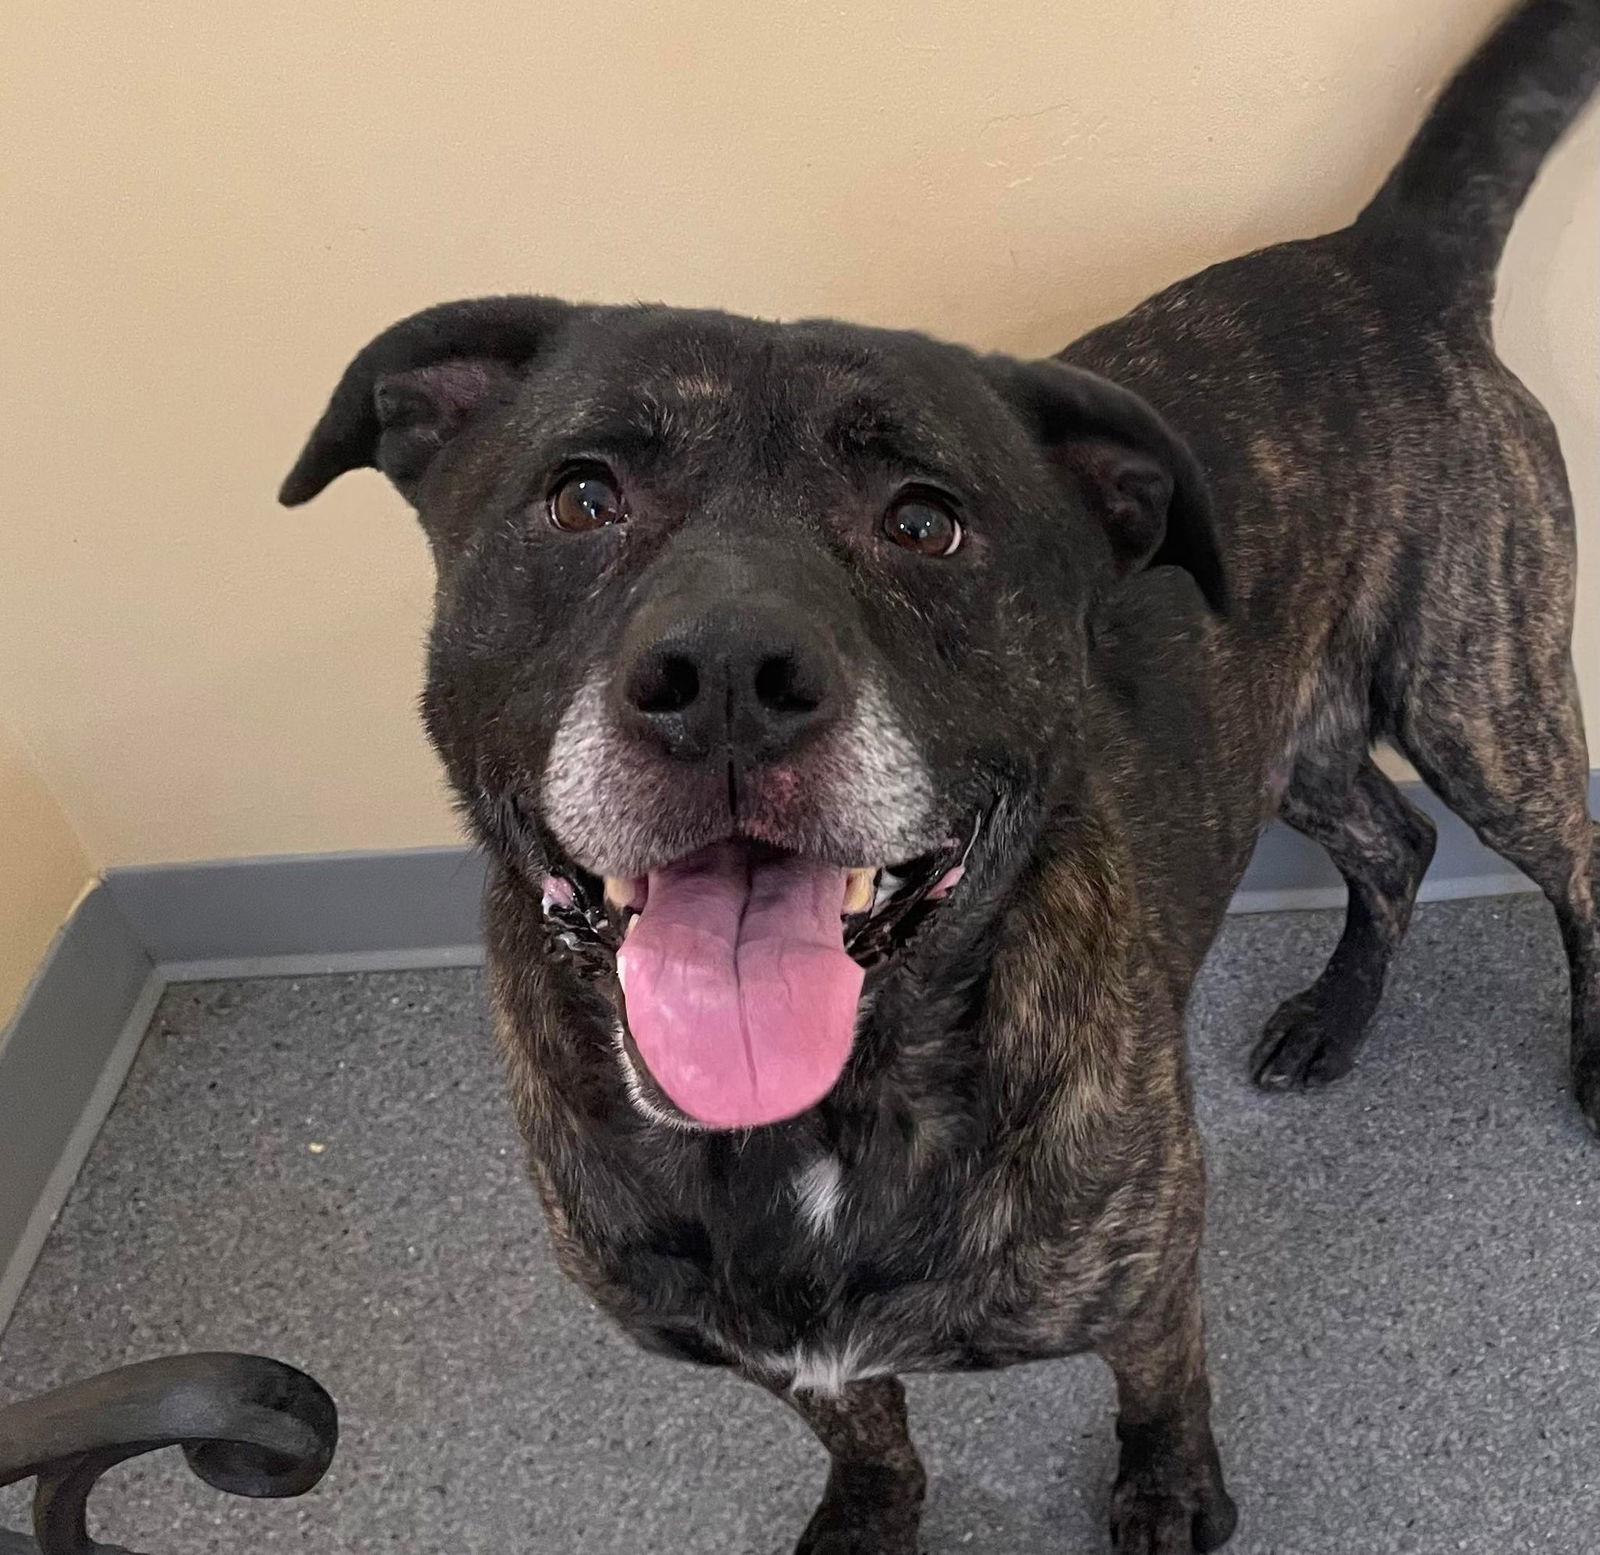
(0, 887, 162, 1331)
(104, 845, 488, 981)
(3, 772, 1588, 1336)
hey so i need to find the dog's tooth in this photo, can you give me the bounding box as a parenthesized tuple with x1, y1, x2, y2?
(842, 868, 877, 915)
(605, 876, 639, 912)
(871, 868, 910, 914)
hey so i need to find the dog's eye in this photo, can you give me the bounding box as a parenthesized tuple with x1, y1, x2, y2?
(881, 492, 962, 557)
(549, 468, 626, 532)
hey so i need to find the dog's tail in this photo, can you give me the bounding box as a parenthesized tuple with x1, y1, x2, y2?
(1352, 0, 1599, 291)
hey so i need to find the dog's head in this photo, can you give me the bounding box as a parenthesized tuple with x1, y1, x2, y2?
(283, 297, 1223, 1130)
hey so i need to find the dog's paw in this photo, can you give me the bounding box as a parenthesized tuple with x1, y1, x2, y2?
(794, 1463, 924, 1555)
(1110, 1471, 1237, 1554)
(1250, 984, 1367, 1091)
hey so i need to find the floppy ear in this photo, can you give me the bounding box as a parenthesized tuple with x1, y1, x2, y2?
(278, 295, 572, 507)
(986, 356, 1229, 616)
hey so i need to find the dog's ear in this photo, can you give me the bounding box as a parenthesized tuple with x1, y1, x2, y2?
(986, 357, 1228, 616)
(279, 296, 572, 507)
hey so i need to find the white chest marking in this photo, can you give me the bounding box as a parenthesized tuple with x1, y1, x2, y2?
(792, 1154, 846, 1237)
(760, 1338, 892, 1398)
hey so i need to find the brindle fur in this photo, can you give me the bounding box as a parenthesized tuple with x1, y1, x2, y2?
(282, 4, 1600, 1550)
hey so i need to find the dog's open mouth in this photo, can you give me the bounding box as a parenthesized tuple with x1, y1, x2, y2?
(539, 825, 977, 1129)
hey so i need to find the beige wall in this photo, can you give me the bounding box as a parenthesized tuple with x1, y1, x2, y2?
(1, 0, 1595, 867)
(0, 719, 94, 1025)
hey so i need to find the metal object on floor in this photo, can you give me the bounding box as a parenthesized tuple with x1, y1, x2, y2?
(0, 1353, 337, 1554)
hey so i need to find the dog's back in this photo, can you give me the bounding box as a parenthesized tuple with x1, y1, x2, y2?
(1067, 0, 1597, 630)
(1068, 0, 1600, 1110)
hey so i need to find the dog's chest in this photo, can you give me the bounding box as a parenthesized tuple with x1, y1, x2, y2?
(635, 1149, 932, 1383)
(560, 1135, 1076, 1391)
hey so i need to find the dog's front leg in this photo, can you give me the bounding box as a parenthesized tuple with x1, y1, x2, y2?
(753, 1373, 927, 1555)
(1099, 1263, 1236, 1554)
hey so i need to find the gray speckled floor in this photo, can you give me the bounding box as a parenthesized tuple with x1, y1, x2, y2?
(3, 895, 1598, 1554)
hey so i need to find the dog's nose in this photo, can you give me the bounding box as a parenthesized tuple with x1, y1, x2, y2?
(618, 605, 842, 766)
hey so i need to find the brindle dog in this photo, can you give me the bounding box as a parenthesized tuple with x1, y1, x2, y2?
(282, 3, 1600, 1549)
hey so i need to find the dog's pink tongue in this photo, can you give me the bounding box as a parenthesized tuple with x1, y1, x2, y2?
(616, 842, 864, 1129)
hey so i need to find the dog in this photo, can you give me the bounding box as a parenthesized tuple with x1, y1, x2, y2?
(280, 3, 1600, 1549)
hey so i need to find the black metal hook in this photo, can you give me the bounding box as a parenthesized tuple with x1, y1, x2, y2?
(0, 1354, 337, 1555)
